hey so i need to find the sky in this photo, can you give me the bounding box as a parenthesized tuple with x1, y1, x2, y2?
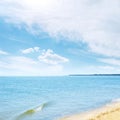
(0, 0, 120, 76)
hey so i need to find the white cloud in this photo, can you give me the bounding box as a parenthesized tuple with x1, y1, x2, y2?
(21, 47, 40, 54)
(100, 58, 120, 66)
(0, 48, 69, 76)
(0, 0, 120, 57)
(38, 49, 69, 65)
(75, 65, 120, 74)
(0, 50, 8, 55)
(21, 47, 69, 65)
(0, 56, 65, 76)
(34, 47, 40, 52)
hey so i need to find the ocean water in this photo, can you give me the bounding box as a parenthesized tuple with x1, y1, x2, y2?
(0, 76, 120, 120)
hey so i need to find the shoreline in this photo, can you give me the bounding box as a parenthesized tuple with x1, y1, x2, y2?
(59, 100, 120, 120)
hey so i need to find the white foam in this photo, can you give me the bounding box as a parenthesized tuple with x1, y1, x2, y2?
(111, 98, 120, 103)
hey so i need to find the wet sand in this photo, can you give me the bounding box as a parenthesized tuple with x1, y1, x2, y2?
(59, 101, 120, 120)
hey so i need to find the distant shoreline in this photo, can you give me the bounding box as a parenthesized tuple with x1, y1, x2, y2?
(69, 74, 120, 76)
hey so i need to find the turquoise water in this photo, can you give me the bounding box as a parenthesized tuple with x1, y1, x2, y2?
(0, 76, 120, 120)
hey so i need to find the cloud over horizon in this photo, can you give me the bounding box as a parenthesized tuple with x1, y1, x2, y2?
(0, 55, 66, 76)
(100, 58, 120, 66)
(0, 47, 69, 76)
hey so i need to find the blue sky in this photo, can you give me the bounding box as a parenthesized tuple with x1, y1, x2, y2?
(0, 0, 120, 76)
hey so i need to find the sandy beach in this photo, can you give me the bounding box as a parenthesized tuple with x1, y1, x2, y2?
(59, 101, 120, 120)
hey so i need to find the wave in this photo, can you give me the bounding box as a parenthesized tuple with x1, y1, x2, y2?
(15, 102, 50, 120)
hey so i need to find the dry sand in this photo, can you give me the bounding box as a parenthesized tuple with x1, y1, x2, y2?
(59, 101, 120, 120)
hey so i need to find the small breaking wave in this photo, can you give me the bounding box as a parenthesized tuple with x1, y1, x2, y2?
(15, 102, 51, 120)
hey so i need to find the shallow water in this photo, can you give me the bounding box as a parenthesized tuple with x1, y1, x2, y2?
(0, 76, 120, 120)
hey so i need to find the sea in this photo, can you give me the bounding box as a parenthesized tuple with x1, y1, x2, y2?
(0, 76, 120, 120)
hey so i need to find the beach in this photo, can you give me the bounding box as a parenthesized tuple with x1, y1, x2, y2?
(59, 101, 120, 120)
